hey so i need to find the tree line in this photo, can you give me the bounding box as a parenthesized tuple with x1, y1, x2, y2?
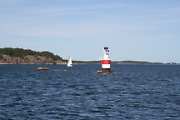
(0, 48, 63, 60)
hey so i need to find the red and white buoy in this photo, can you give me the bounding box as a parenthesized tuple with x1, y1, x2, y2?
(99, 47, 111, 73)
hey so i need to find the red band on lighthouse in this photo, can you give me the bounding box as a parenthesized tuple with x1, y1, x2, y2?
(101, 60, 111, 64)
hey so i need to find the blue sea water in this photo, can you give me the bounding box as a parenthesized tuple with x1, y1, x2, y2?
(0, 64, 180, 120)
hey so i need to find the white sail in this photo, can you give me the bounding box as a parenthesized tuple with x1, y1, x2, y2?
(67, 56, 73, 67)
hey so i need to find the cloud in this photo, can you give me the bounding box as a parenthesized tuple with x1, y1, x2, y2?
(0, 0, 23, 5)
(1, 1, 180, 41)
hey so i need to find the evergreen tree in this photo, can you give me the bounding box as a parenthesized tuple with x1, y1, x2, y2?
(0, 47, 63, 60)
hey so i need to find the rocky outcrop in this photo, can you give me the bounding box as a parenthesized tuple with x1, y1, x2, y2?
(0, 55, 64, 64)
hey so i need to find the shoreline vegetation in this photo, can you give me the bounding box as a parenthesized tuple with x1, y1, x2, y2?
(0, 47, 178, 65)
(0, 48, 64, 65)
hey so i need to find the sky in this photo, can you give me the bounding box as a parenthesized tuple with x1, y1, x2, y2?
(0, 0, 180, 63)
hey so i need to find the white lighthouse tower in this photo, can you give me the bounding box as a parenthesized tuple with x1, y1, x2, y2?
(100, 47, 111, 73)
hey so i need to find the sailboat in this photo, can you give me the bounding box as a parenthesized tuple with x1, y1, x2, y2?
(67, 55, 73, 67)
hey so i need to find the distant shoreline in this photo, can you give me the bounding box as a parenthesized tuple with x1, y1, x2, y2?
(0, 48, 179, 65)
(0, 61, 179, 65)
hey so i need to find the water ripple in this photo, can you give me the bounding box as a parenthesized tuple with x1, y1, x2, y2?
(0, 64, 180, 119)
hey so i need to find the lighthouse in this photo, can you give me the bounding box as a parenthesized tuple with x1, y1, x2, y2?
(100, 47, 111, 73)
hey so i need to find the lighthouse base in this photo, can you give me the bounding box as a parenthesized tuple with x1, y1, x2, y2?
(97, 68, 111, 74)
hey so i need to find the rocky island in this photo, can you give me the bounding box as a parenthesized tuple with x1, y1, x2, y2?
(0, 48, 64, 64)
(0, 47, 177, 65)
